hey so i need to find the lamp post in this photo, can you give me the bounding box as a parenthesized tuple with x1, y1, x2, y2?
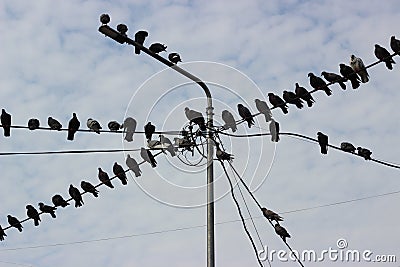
(98, 15, 215, 267)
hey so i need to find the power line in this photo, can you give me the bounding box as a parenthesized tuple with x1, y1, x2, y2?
(215, 130, 400, 170)
(0, 148, 142, 156)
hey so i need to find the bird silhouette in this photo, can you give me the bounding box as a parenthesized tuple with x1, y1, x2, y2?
(317, 132, 328, 154)
(168, 52, 182, 64)
(123, 117, 137, 142)
(295, 83, 314, 107)
(26, 205, 41, 226)
(184, 107, 206, 131)
(374, 44, 395, 70)
(149, 43, 167, 53)
(237, 104, 254, 128)
(39, 202, 57, 218)
(81, 181, 99, 197)
(67, 113, 80, 141)
(7, 215, 23, 232)
(321, 71, 346, 90)
(48, 117, 62, 130)
(1, 109, 11, 137)
(390, 36, 400, 55)
(134, 30, 148, 54)
(221, 110, 237, 132)
(52, 194, 70, 208)
(254, 99, 272, 122)
(108, 121, 122, 131)
(269, 119, 280, 142)
(98, 168, 114, 189)
(282, 90, 303, 109)
(308, 72, 332, 96)
(144, 122, 156, 141)
(140, 148, 157, 168)
(0, 225, 6, 241)
(350, 55, 369, 83)
(28, 118, 40, 130)
(113, 162, 128, 185)
(126, 154, 142, 177)
(339, 63, 360, 89)
(268, 93, 288, 114)
(87, 118, 102, 134)
(69, 184, 84, 208)
(340, 142, 356, 153)
(274, 223, 291, 242)
(261, 207, 283, 222)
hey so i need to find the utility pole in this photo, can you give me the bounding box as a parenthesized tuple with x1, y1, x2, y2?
(98, 15, 215, 267)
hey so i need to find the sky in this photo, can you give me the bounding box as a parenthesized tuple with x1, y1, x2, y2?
(0, 0, 399, 266)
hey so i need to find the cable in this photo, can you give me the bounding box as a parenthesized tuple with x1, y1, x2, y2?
(0, 148, 142, 156)
(219, 161, 265, 267)
(215, 130, 400, 170)
(0, 189, 397, 252)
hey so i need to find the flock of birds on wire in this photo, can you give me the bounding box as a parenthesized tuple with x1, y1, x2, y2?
(1, 16, 398, 244)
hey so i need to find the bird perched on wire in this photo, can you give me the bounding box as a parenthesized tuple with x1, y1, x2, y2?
(67, 112, 80, 141)
(123, 117, 137, 142)
(340, 142, 356, 153)
(237, 104, 254, 128)
(321, 71, 346, 90)
(357, 147, 372, 160)
(48, 117, 62, 130)
(269, 119, 280, 142)
(350, 55, 369, 83)
(374, 44, 395, 70)
(7, 215, 23, 232)
(27, 118, 40, 130)
(339, 63, 360, 89)
(81, 181, 99, 197)
(26, 205, 41, 226)
(215, 142, 234, 162)
(317, 132, 328, 154)
(134, 30, 148, 54)
(282, 90, 303, 109)
(108, 121, 122, 131)
(0, 226, 6, 241)
(221, 110, 237, 132)
(308, 72, 332, 96)
(69, 184, 84, 208)
(261, 207, 283, 222)
(144, 122, 156, 141)
(126, 154, 142, 177)
(113, 162, 128, 185)
(268, 93, 288, 114)
(87, 118, 102, 134)
(140, 147, 157, 168)
(1, 109, 12, 137)
(39, 202, 57, 218)
(168, 52, 182, 64)
(254, 99, 272, 122)
(295, 83, 314, 107)
(184, 107, 206, 131)
(274, 223, 291, 242)
(52, 194, 70, 208)
(149, 43, 167, 53)
(160, 134, 176, 157)
(174, 136, 194, 152)
(98, 167, 114, 189)
(390, 36, 400, 55)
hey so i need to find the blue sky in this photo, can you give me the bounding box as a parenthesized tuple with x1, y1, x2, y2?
(0, 0, 399, 266)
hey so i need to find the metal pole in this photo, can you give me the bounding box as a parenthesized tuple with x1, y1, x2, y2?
(99, 23, 215, 267)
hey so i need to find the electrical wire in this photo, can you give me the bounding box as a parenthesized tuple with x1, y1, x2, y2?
(219, 161, 265, 267)
(0, 148, 142, 156)
(215, 130, 400, 170)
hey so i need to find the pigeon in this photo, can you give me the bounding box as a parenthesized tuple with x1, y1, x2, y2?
(274, 223, 291, 242)
(268, 93, 288, 114)
(144, 122, 156, 141)
(116, 24, 128, 35)
(7, 215, 23, 232)
(48, 117, 62, 130)
(308, 72, 332, 96)
(0, 226, 6, 241)
(160, 134, 176, 157)
(261, 207, 283, 222)
(390, 36, 400, 55)
(52, 194, 70, 208)
(147, 139, 162, 150)
(237, 104, 254, 128)
(134, 30, 148, 54)
(357, 147, 372, 160)
(215, 143, 234, 162)
(350, 55, 369, 83)
(26, 205, 41, 226)
(374, 44, 395, 70)
(28, 118, 40, 130)
(254, 99, 272, 122)
(67, 113, 80, 141)
(295, 83, 314, 107)
(38, 202, 57, 218)
(174, 137, 193, 152)
(100, 14, 110, 25)
(108, 121, 122, 131)
(123, 117, 137, 142)
(221, 110, 237, 132)
(340, 142, 356, 153)
(81, 181, 99, 197)
(87, 118, 102, 134)
(69, 184, 84, 208)
(98, 167, 114, 188)
(140, 147, 157, 168)
(269, 119, 280, 142)
(317, 132, 328, 154)
(113, 162, 128, 185)
(339, 63, 361, 89)
(149, 43, 167, 54)
(1, 109, 11, 137)
(184, 107, 206, 131)
(321, 71, 346, 90)
(168, 52, 182, 64)
(282, 90, 303, 109)
(126, 154, 142, 177)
